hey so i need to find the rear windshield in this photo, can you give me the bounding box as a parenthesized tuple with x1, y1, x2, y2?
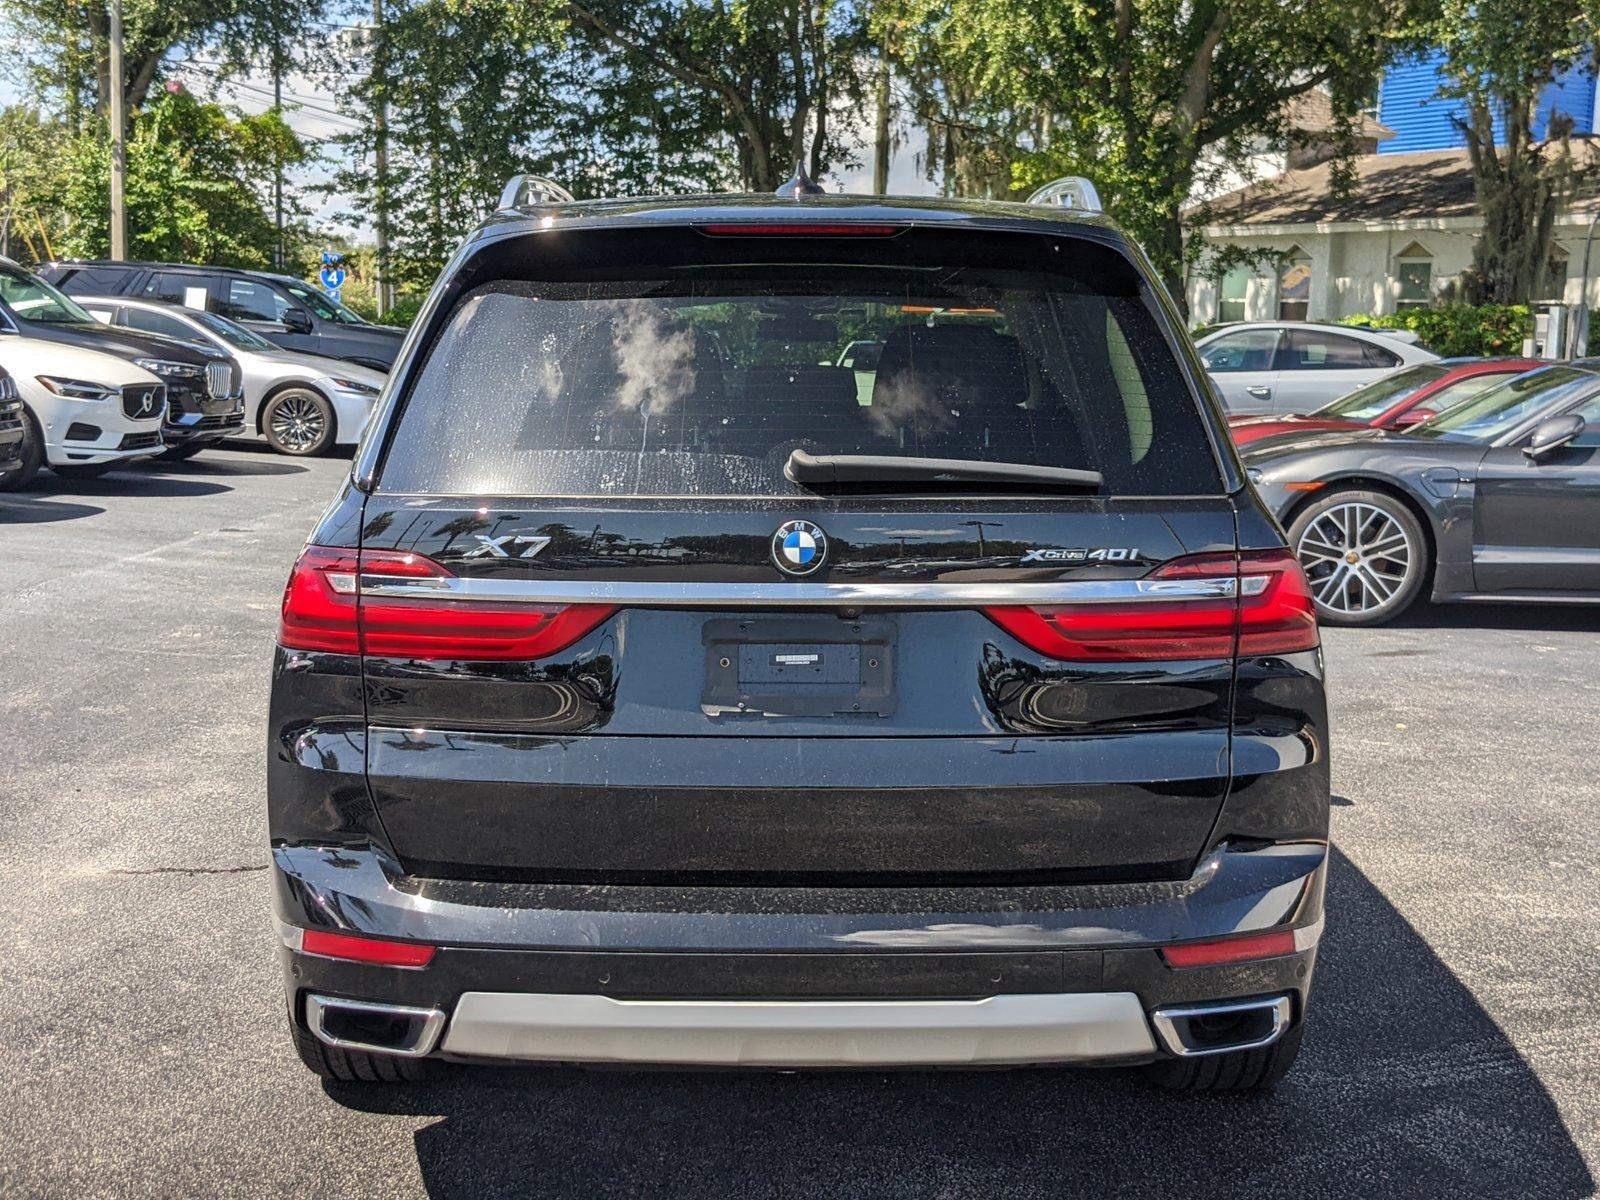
(377, 227, 1223, 497)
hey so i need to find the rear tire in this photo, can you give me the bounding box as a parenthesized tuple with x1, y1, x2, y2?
(263, 388, 336, 456)
(290, 1020, 443, 1084)
(1143, 1021, 1305, 1092)
(0, 407, 44, 491)
(1287, 488, 1427, 627)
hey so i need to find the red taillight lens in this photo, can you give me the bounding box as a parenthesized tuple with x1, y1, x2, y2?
(300, 928, 437, 968)
(278, 545, 614, 661)
(278, 545, 361, 654)
(1159, 929, 1297, 968)
(1235, 549, 1319, 656)
(984, 549, 1318, 662)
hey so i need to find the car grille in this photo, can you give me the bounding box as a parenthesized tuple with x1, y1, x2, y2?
(0, 399, 22, 433)
(205, 362, 232, 399)
(121, 383, 166, 420)
(118, 431, 163, 451)
(195, 413, 244, 431)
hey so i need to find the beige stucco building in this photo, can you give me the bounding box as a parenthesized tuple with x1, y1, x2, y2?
(1186, 147, 1600, 325)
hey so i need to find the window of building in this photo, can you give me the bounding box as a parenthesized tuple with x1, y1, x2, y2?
(1219, 265, 1250, 323)
(1278, 249, 1311, 321)
(1395, 242, 1432, 309)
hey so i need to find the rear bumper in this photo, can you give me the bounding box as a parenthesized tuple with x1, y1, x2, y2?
(274, 839, 1324, 1068)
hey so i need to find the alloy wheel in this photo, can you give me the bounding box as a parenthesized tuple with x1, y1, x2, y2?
(1295, 501, 1415, 617)
(269, 394, 327, 453)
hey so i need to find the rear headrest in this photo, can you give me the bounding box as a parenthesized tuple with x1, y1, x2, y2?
(871, 325, 1027, 412)
(743, 364, 856, 407)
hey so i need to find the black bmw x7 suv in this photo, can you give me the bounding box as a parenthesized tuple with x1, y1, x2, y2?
(269, 178, 1329, 1092)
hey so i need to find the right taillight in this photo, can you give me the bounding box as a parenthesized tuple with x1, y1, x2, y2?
(984, 548, 1318, 662)
(278, 545, 614, 661)
(1234, 548, 1319, 656)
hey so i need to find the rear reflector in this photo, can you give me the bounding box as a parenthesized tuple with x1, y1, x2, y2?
(696, 223, 904, 237)
(300, 929, 437, 968)
(1159, 930, 1297, 968)
(278, 545, 614, 661)
(984, 548, 1318, 661)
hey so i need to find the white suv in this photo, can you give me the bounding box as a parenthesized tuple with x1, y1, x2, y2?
(0, 333, 167, 489)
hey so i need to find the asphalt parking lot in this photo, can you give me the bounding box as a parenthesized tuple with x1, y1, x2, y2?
(1, 442, 1597, 1199)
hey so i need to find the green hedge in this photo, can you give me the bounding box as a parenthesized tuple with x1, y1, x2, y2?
(1337, 305, 1531, 358)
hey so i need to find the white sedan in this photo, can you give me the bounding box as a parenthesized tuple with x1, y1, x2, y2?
(1193, 321, 1440, 415)
(79, 297, 385, 455)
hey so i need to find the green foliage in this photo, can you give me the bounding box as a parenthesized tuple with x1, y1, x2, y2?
(567, 0, 870, 192)
(1338, 305, 1532, 357)
(1426, 0, 1597, 304)
(878, 0, 1424, 301)
(56, 88, 312, 265)
(0, 105, 74, 261)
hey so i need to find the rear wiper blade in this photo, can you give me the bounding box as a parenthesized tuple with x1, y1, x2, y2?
(786, 450, 1103, 493)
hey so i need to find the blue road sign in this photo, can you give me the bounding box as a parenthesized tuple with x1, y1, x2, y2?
(319, 265, 347, 295)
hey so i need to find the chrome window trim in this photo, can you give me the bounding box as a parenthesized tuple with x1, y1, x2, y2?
(357, 575, 1239, 608)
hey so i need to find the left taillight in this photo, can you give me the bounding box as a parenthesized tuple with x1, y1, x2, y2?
(278, 545, 614, 661)
(983, 548, 1318, 662)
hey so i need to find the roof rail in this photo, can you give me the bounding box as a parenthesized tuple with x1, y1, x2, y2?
(1024, 176, 1102, 213)
(497, 174, 576, 211)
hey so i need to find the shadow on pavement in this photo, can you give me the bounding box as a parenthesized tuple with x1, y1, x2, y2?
(0, 497, 106, 524)
(215, 437, 356, 461)
(325, 849, 1593, 1200)
(12, 472, 234, 501)
(1385, 601, 1600, 634)
(137, 454, 309, 478)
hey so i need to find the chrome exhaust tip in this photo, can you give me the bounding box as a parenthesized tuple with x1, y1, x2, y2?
(1149, 995, 1292, 1058)
(305, 995, 447, 1058)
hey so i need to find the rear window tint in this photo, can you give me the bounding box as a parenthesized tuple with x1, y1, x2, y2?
(377, 228, 1223, 497)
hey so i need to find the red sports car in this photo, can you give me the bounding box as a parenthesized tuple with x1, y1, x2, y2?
(1228, 357, 1541, 446)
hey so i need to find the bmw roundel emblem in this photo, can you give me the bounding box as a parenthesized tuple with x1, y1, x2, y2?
(772, 519, 828, 576)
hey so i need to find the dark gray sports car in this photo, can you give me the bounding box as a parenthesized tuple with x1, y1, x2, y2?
(1244, 361, 1600, 625)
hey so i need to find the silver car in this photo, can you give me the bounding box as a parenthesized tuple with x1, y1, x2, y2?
(1193, 321, 1439, 416)
(78, 296, 385, 455)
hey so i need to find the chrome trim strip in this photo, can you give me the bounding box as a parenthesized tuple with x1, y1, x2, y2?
(358, 575, 1239, 608)
(1148, 995, 1292, 1059)
(305, 995, 447, 1059)
(440, 990, 1156, 1067)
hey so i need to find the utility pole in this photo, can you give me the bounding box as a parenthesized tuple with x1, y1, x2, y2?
(872, 47, 891, 195)
(108, 0, 126, 258)
(271, 14, 285, 270)
(372, 0, 392, 316)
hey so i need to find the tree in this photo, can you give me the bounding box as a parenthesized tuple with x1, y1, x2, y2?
(1431, 0, 1597, 304)
(57, 85, 311, 264)
(566, 0, 871, 190)
(0, 106, 74, 261)
(3, 0, 336, 122)
(879, 0, 1420, 302)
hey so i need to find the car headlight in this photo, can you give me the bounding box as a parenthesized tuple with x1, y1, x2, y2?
(331, 377, 380, 396)
(133, 357, 203, 379)
(37, 376, 117, 400)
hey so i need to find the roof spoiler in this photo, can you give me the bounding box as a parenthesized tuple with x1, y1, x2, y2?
(1025, 176, 1102, 212)
(496, 174, 576, 211)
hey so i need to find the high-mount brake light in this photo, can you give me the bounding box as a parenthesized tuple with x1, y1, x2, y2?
(984, 548, 1318, 661)
(696, 223, 904, 237)
(278, 545, 614, 661)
